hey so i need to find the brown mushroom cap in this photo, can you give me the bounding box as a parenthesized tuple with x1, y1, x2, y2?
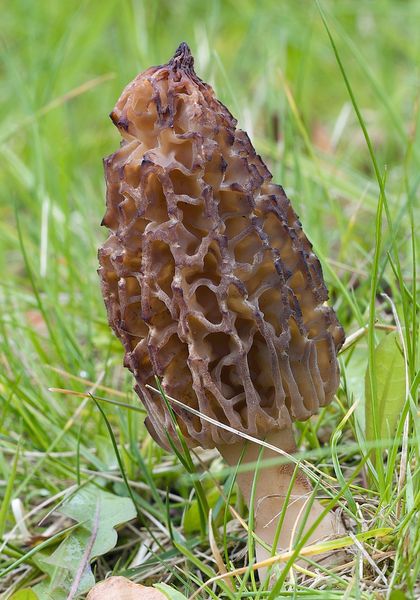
(98, 43, 345, 449)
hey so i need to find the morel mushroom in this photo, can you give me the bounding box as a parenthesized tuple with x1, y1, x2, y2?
(99, 43, 345, 574)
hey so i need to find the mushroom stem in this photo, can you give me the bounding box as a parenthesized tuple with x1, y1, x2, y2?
(219, 429, 343, 580)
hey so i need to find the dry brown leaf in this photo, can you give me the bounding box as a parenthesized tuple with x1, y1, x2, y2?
(86, 576, 166, 600)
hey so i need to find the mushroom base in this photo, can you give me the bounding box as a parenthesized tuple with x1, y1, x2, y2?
(219, 429, 344, 583)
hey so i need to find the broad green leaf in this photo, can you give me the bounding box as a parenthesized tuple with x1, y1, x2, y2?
(34, 484, 136, 600)
(155, 583, 189, 600)
(365, 331, 406, 446)
(9, 591, 39, 600)
(182, 487, 220, 534)
(34, 536, 95, 599)
(59, 484, 136, 558)
(389, 591, 408, 600)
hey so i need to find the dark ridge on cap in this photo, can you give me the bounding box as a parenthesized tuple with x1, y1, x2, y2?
(169, 42, 195, 71)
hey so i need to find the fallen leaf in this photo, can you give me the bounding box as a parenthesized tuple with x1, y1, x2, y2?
(86, 577, 166, 599)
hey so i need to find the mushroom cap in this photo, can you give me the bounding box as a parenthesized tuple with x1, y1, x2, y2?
(98, 43, 345, 449)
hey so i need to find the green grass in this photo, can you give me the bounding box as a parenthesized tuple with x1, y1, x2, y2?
(0, 0, 419, 598)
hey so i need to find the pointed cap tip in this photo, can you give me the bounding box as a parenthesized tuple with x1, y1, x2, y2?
(170, 42, 194, 70)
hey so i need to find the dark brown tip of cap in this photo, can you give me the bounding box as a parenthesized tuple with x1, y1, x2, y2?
(170, 42, 195, 71)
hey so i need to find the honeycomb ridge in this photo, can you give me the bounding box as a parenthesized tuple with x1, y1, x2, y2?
(98, 43, 345, 449)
